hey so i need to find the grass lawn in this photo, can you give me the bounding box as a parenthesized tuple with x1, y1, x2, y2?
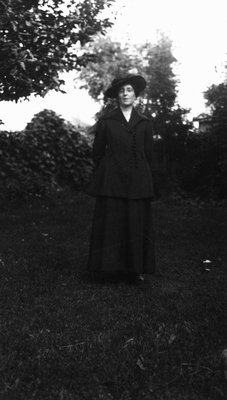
(0, 192, 226, 400)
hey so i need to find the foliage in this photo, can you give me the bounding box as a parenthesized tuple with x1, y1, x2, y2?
(204, 82, 227, 122)
(0, 0, 114, 101)
(139, 38, 191, 172)
(178, 131, 225, 198)
(0, 110, 93, 201)
(169, 81, 227, 200)
(184, 81, 227, 199)
(142, 36, 177, 116)
(177, 135, 227, 200)
(79, 36, 139, 100)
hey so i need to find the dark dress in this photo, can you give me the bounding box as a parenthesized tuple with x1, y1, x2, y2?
(87, 107, 156, 281)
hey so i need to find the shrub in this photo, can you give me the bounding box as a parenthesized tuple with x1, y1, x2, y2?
(178, 129, 227, 199)
(0, 110, 93, 202)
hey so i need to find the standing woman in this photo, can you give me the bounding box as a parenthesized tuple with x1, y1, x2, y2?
(87, 74, 157, 282)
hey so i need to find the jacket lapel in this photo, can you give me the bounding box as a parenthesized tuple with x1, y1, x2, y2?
(128, 108, 147, 129)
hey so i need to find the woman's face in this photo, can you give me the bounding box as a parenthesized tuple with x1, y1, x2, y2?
(118, 84, 136, 107)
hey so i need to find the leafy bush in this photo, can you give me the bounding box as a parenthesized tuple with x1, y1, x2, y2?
(178, 129, 227, 199)
(0, 110, 93, 202)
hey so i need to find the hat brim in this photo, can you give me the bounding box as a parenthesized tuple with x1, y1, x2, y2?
(104, 75, 146, 98)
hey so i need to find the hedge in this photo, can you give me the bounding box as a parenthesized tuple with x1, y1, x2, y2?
(0, 109, 93, 202)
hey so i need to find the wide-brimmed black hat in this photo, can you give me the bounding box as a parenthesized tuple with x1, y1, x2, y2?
(104, 74, 146, 98)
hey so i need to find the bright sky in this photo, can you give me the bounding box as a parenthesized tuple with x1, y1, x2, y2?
(1, 0, 227, 131)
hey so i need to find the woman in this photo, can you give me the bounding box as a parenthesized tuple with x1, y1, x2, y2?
(87, 74, 156, 283)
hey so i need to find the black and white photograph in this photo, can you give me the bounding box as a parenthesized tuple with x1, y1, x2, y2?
(0, 1, 226, 399)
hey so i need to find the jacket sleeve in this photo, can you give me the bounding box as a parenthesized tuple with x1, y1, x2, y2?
(144, 119, 157, 172)
(92, 119, 107, 166)
(144, 119, 160, 198)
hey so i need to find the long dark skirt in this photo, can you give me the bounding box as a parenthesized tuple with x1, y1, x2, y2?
(87, 197, 156, 281)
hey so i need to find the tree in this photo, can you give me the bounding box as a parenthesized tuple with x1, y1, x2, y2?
(142, 36, 177, 116)
(0, 0, 114, 102)
(79, 36, 139, 100)
(177, 80, 227, 200)
(202, 82, 227, 198)
(204, 82, 227, 128)
(140, 37, 192, 171)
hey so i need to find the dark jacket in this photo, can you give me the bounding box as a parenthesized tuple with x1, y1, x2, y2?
(87, 107, 156, 199)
